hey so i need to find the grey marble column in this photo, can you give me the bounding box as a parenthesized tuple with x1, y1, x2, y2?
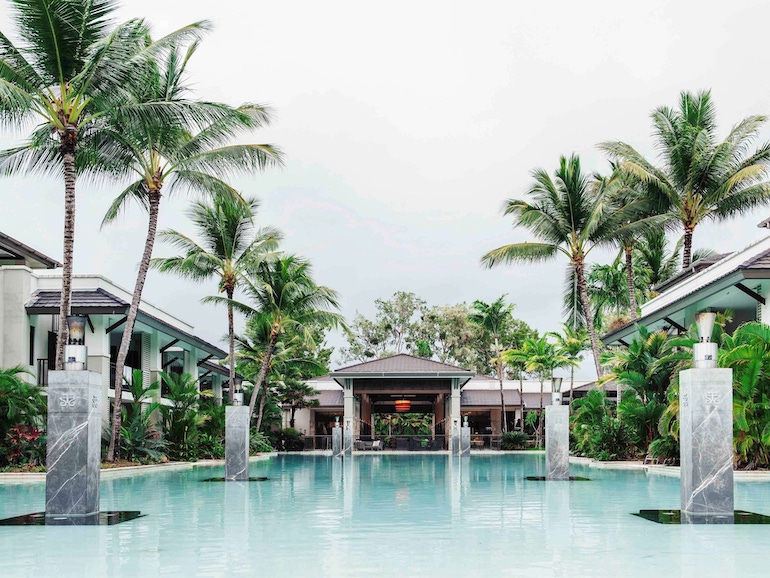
(225, 406, 250, 481)
(460, 426, 471, 456)
(46, 370, 102, 518)
(332, 426, 343, 458)
(343, 418, 354, 457)
(451, 419, 460, 455)
(545, 405, 569, 480)
(679, 368, 734, 517)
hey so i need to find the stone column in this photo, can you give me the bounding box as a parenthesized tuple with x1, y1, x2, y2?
(343, 379, 354, 456)
(545, 404, 570, 480)
(225, 406, 250, 481)
(679, 368, 734, 518)
(460, 425, 470, 456)
(46, 370, 102, 518)
(332, 424, 343, 458)
(450, 378, 461, 455)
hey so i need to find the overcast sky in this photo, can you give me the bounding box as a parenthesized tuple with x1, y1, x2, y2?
(2, 1, 770, 377)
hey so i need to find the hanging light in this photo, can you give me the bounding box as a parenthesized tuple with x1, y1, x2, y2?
(394, 399, 411, 412)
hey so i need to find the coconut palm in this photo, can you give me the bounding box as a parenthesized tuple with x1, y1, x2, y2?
(503, 336, 574, 447)
(549, 323, 589, 394)
(276, 378, 320, 429)
(151, 195, 282, 404)
(482, 154, 650, 377)
(208, 255, 345, 430)
(468, 296, 515, 433)
(0, 1, 158, 368)
(94, 39, 282, 461)
(601, 90, 770, 269)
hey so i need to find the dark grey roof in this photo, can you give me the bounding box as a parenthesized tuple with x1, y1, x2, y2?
(26, 289, 226, 359)
(740, 247, 770, 270)
(461, 390, 522, 406)
(198, 359, 237, 378)
(332, 354, 473, 376)
(655, 253, 733, 294)
(26, 288, 128, 314)
(0, 232, 61, 269)
(310, 390, 344, 407)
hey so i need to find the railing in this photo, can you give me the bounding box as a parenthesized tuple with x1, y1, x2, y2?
(303, 435, 332, 450)
(36, 358, 49, 386)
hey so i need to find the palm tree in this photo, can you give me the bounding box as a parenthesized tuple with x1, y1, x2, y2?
(468, 296, 514, 433)
(482, 154, 649, 377)
(504, 336, 573, 447)
(549, 323, 589, 395)
(0, 1, 156, 369)
(151, 195, 282, 404)
(276, 378, 320, 429)
(601, 90, 770, 269)
(208, 255, 345, 430)
(95, 40, 283, 461)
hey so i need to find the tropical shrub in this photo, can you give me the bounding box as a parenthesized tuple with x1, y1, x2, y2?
(648, 435, 679, 462)
(501, 431, 527, 450)
(272, 428, 305, 451)
(250, 432, 273, 454)
(0, 366, 47, 467)
(1, 424, 45, 466)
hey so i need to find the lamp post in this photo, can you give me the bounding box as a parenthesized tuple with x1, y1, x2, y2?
(551, 377, 563, 405)
(232, 375, 244, 406)
(64, 315, 88, 370)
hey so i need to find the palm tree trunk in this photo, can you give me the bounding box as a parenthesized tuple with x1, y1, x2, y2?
(495, 338, 507, 434)
(624, 244, 637, 320)
(538, 378, 544, 449)
(519, 374, 525, 432)
(226, 289, 235, 405)
(55, 149, 77, 370)
(575, 259, 602, 378)
(682, 224, 694, 269)
(248, 333, 276, 427)
(107, 192, 161, 462)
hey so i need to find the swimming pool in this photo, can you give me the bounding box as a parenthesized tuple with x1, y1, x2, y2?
(0, 454, 768, 577)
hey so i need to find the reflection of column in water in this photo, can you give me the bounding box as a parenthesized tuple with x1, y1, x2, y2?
(332, 454, 343, 495)
(224, 480, 250, 568)
(448, 455, 461, 522)
(680, 521, 735, 578)
(343, 456, 356, 520)
(544, 481, 570, 558)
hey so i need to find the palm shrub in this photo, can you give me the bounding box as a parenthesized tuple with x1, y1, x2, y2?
(501, 431, 527, 450)
(0, 366, 46, 467)
(571, 388, 633, 459)
(158, 372, 211, 460)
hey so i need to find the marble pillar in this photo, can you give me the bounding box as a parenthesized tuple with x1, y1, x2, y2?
(545, 404, 570, 480)
(225, 406, 250, 481)
(46, 371, 102, 518)
(679, 368, 734, 517)
(450, 378, 461, 455)
(332, 426, 343, 458)
(343, 379, 354, 457)
(460, 426, 471, 456)
(343, 418, 354, 457)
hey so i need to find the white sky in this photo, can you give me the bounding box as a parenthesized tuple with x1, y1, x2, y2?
(2, 0, 770, 377)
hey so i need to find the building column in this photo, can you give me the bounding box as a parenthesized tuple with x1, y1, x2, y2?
(343, 378, 354, 456)
(450, 378, 461, 455)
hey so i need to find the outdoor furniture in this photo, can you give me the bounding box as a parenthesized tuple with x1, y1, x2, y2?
(429, 438, 444, 451)
(395, 438, 410, 451)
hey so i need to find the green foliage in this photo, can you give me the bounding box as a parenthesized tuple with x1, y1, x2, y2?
(648, 435, 679, 461)
(1, 424, 45, 466)
(158, 372, 212, 460)
(273, 428, 305, 451)
(0, 366, 47, 467)
(571, 389, 634, 460)
(117, 411, 168, 463)
(250, 432, 273, 454)
(374, 413, 433, 436)
(501, 431, 527, 450)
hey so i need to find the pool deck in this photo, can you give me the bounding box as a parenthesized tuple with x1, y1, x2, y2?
(0, 453, 276, 484)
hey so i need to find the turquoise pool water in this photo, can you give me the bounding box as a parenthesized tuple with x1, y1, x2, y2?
(1, 454, 768, 577)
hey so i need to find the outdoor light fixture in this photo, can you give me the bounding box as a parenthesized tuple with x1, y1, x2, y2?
(693, 311, 718, 369)
(334, 416, 340, 428)
(463, 415, 469, 428)
(394, 399, 411, 412)
(232, 376, 244, 405)
(64, 315, 88, 370)
(551, 377, 563, 405)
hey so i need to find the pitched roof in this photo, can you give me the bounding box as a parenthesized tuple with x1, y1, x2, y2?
(26, 289, 226, 358)
(26, 288, 128, 314)
(0, 232, 61, 269)
(310, 390, 344, 407)
(461, 390, 522, 406)
(331, 354, 473, 376)
(655, 253, 733, 293)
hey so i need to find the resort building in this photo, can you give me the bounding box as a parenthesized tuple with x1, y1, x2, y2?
(0, 232, 232, 421)
(602, 230, 770, 347)
(284, 353, 592, 449)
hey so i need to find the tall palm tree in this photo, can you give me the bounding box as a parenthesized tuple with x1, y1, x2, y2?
(95, 41, 283, 461)
(482, 154, 649, 377)
(151, 195, 282, 404)
(601, 90, 770, 269)
(0, 1, 154, 369)
(468, 296, 514, 433)
(209, 255, 345, 430)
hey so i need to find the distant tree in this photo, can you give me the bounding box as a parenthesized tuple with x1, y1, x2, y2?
(276, 378, 320, 429)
